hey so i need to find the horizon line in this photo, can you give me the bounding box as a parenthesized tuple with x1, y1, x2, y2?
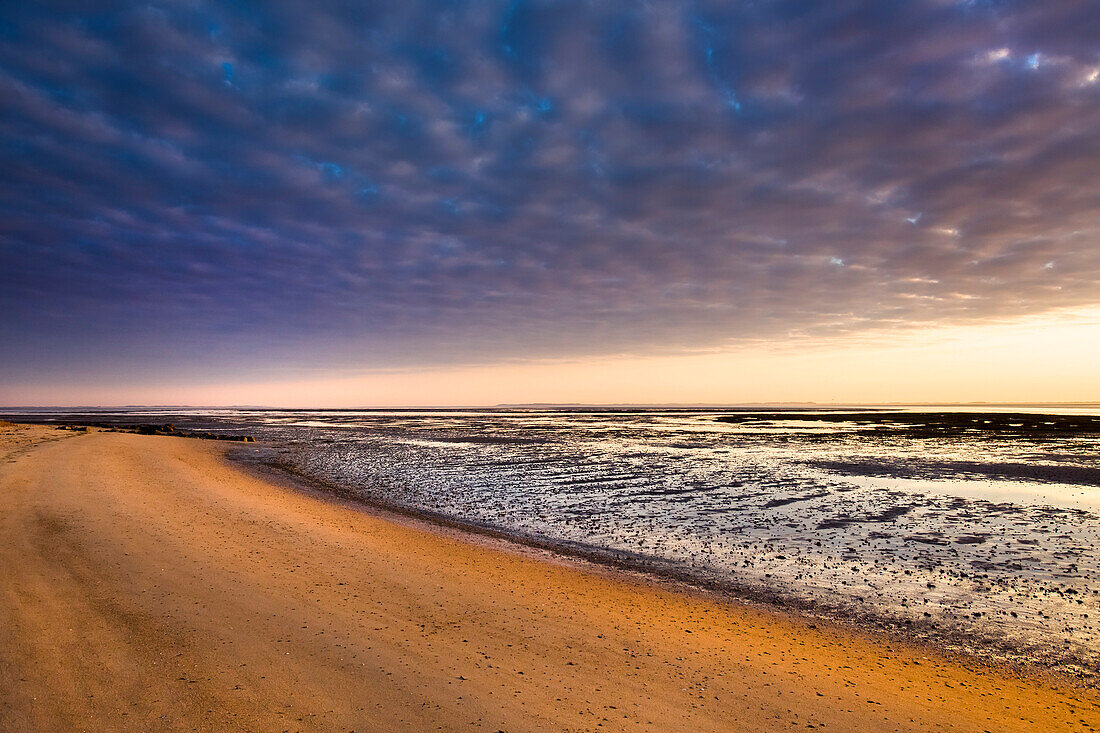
(3, 400, 1100, 412)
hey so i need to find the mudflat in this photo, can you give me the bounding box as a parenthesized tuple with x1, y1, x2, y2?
(1, 424, 1096, 732)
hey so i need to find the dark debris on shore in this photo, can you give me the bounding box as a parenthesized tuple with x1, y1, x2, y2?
(54, 422, 254, 442)
(717, 411, 1100, 438)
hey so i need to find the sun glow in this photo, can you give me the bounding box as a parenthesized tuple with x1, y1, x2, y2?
(6, 308, 1098, 407)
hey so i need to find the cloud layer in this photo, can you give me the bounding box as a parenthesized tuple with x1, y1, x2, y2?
(1, 0, 1098, 380)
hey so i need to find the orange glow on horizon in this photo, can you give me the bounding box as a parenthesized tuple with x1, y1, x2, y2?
(3, 308, 1099, 408)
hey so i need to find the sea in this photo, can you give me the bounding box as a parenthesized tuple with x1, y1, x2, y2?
(8, 404, 1100, 681)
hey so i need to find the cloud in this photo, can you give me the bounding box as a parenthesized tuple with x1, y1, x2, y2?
(1, 0, 1098, 382)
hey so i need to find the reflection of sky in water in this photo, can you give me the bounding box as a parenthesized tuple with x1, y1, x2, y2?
(11, 406, 1097, 680)
(842, 474, 1100, 511)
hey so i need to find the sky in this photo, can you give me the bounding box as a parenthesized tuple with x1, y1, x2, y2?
(1, 1, 1098, 406)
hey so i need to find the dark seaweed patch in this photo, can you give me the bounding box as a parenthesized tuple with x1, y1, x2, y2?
(809, 458, 1100, 487)
(717, 411, 1100, 438)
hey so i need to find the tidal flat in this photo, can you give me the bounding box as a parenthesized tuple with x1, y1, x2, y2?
(12, 406, 1100, 684)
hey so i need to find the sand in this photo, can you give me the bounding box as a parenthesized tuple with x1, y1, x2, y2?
(1, 424, 1097, 732)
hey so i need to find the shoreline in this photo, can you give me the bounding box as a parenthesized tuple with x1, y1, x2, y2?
(233, 444, 1098, 693)
(3, 424, 1098, 730)
(10, 418, 1100, 685)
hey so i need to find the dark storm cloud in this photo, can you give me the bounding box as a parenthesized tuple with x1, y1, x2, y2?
(1, 0, 1098, 378)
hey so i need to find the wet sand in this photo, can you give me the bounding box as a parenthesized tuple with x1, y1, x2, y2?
(1, 424, 1097, 731)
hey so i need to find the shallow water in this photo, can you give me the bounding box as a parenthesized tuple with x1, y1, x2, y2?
(10, 406, 1100, 680)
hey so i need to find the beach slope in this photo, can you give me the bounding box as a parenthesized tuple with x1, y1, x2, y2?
(1, 424, 1096, 731)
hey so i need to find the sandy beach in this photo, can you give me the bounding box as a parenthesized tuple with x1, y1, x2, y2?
(1, 424, 1097, 732)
